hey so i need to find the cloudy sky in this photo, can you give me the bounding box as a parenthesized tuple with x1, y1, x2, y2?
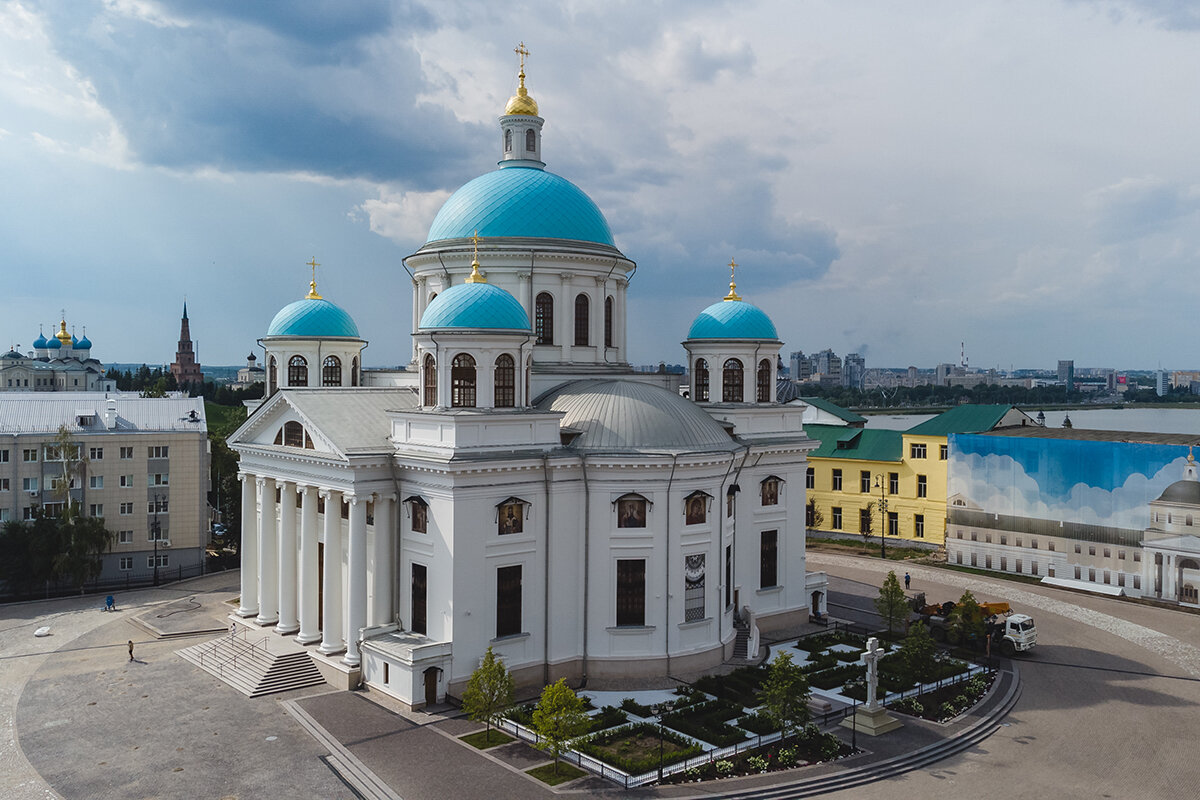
(4, 0, 1200, 371)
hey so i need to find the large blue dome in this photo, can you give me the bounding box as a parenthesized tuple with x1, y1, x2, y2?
(687, 300, 779, 340)
(267, 297, 360, 338)
(426, 166, 614, 247)
(420, 283, 530, 331)
(33, 334, 47, 348)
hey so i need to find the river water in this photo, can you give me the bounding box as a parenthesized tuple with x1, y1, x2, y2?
(863, 407, 1200, 434)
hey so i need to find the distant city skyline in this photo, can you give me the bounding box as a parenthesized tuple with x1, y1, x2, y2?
(5, 2, 1200, 370)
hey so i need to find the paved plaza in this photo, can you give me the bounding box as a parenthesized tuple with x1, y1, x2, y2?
(2, 556, 1197, 799)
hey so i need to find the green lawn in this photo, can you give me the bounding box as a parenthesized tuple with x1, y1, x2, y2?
(459, 729, 514, 750)
(526, 762, 587, 786)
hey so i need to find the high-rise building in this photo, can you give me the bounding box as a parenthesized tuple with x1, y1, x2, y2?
(811, 349, 841, 385)
(1156, 369, 1169, 396)
(789, 351, 811, 382)
(1057, 360, 1074, 389)
(843, 353, 865, 389)
(170, 303, 204, 389)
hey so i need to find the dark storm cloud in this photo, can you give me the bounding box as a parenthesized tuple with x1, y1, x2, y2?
(35, 0, 478, 186)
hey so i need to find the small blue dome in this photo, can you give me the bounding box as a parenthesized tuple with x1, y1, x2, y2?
(427, 166, 615, 247)
(77, 336, 92, 349)
(33, 334, 47, 348)
(419, 283, 530, 331)
(687, 300, 779, 340)
(44, 336, 61, 350)
(267, 297, 360, 338)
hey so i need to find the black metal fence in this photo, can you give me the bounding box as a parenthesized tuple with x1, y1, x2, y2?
(0, 561, 235, 603)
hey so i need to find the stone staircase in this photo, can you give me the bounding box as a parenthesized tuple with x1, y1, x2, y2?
(178, 631, 326, 697)
(732, 622, 751, 660)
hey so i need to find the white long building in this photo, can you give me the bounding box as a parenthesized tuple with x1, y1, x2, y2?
(229, 60, 823, 709)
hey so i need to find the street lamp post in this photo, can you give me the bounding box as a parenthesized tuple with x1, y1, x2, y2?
(651, 703, 666, 782)
(873, 475, 888, 560)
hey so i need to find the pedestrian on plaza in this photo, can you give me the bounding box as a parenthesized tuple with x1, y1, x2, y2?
(128, 640, 134, 662)
(904, 572, 911, 590)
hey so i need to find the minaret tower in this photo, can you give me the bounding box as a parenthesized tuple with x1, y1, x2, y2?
(170, 301, 205, 389)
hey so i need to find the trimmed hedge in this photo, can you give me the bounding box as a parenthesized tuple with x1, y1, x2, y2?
(737, 711, 782, 735)
(663, 699, 748, 747)
(587, 706, 629, 733)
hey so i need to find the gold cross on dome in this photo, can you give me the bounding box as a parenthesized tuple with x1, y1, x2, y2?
(515, 42, 530, 72)
(724, 258, 742, 301)
(466, 230, 486, 283)
(306, 257, 323, 299)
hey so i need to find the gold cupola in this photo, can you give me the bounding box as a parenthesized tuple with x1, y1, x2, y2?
(504, 42, 539, 116)
(55, 319, 72, 344)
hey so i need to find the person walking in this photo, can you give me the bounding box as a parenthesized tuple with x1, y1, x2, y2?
(128, 640, 134, 662)
(904, 572, 911, 590)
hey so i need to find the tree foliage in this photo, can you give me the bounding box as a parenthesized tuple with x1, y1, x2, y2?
(899, 617, 938, 688)
(0, 512, 112, 595)
(874, 570, 909, 633)
(859, 501, 875, 546)
(531, 678, 589, 773)
(759, 651, 811, 740)
(949, 590, 986, 645)
(805, 499, 824, 531)
(462, 646, 515, 743)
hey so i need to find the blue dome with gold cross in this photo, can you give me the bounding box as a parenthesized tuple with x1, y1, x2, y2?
(687, 268, 779, 340)
(420, 279, 530, 332)
(267, 280, 360, 338)
(426, 166, 614, 247)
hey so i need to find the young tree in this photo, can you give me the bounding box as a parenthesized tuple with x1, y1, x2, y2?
(899, 617, 938, 689)
(805, 499, 824, 532)
(874, 570, 909, 634)
(949, 590, 986, 646)
(859, 502, 875, 547)
(462, 646, 515, 744)
(760, 651, 811, 740)
(531, 678, 589, 774)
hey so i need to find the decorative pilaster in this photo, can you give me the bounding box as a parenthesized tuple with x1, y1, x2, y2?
(319, 490, 345, 655)
(297, 485, 321, 643)
(255, 477, 279, 626)
(369, 494, 393, 628)
(343, 495, 368, 667)
(237, 474, 259, 618)
(275, 480, 299, 635)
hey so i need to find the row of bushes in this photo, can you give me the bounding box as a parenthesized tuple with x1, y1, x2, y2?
(692, 665, 768, 707)
(662, 699, 748, 747)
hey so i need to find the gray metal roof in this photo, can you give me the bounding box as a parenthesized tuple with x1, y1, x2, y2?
(0, 392, 206, 434)
(535, 379, 736, 453)
(258, 388, 420, 454)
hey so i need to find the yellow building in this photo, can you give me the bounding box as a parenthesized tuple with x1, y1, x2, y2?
(805, 404, 1034, 547)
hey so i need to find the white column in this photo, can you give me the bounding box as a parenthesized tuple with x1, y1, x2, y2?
(275, 479, 299, 634)
(255, 477, 279, 626)
(557, 273, 572, 358)
(319, 490, 345, 654)
(411, 277, 421, 363)
(616, 278, 628, 358)
(369, 494, 393, 628)
(237, 474, 259, 618)
(297, 485, 320, 644)
(343, 495, 368, 667)
(592, 277, 605, 355)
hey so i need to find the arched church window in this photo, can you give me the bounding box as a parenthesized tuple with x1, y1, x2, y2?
(694, 359, 710, 402)
(574, 294, 590, 346)
(757, 359, 771, 402)
(288, 355, 308, 387)
(723, 358, 744, 402)
(283, 421, 305, 448)
(526, 129, 536, 152)
(604, 296, 613, 348)
(268, 356, 277, 395)
(535, 293, 554, 344)
(322, 355, 342, 386)
(504, 129, 512, 153)
(451, 353, 477, 408)
(351, 356, 358, 386)
(423, 354, 437, 406)
(494, 354, 516, 408)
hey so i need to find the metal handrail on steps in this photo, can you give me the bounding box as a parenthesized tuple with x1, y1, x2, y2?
(198, 627, 271, 679)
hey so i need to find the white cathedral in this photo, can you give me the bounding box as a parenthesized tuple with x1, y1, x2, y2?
(229, 54, 825, 709)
